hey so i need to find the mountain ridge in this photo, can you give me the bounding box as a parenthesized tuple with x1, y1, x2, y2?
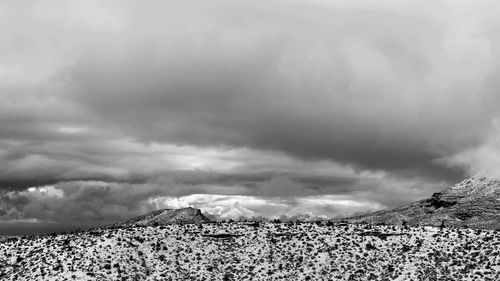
(343, 177, 500, 229)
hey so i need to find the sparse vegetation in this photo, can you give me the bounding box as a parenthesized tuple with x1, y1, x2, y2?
(1, 222, 499, 280)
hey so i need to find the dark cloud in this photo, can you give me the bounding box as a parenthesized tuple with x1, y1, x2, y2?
(0, 182, 167, 224)
(1, 0, 500, 233)
(61, 0, 496, 181)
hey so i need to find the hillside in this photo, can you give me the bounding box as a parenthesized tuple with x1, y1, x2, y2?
(345, 177, 500, 229)
(111, 207, 211, 227)
(1, 222, 499, 280)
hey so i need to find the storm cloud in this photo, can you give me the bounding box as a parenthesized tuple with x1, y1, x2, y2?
(65, 1, 492, 178)
(1, 0, 500, 233)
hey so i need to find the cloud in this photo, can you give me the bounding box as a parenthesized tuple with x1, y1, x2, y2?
(255, 177, 312, 198)
(5, 0, 496, 187)
(0, 173, 434, 231)
(219, 202, 256, 220)
(57, 0, 499, 181)
(440, 117, 500, 180)
(2, 0, 500, 232)
(152, 193, 384, 221)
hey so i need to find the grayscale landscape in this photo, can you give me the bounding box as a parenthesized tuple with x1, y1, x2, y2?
(2, 177, 500, 280)
(2, 0, 500, 280)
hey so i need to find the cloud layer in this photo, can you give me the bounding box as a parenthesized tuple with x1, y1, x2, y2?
(1, 0, 500, 233)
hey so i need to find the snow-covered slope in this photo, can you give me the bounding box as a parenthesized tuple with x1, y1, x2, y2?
(1, 222, 499, 280)
(111, 207, 211, 227)
(345, 177, 500, 229)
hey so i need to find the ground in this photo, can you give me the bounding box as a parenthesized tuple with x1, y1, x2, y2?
(1, 222, 500, 280)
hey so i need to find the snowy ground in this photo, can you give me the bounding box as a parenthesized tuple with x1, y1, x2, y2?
(1, 222, 499, 280)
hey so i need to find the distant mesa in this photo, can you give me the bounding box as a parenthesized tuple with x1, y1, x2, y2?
(343, 177, 500, 229)
(111, 207, 211, 228)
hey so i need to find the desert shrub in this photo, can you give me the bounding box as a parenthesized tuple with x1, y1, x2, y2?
(365, 243, 376, 251)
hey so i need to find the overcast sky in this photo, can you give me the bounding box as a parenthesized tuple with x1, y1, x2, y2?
(2, 0, 500, 234)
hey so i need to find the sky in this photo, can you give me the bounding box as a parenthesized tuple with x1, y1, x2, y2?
(2, 0, 500, 234)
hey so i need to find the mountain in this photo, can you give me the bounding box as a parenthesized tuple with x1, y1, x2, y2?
(111, 207, 211, 227)
(344, 177, 500, 229)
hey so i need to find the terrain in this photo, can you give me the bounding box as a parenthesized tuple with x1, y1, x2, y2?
(345, 177, 500, 229)
(3, 178, 500, 280)
(1, 222, 500, 280)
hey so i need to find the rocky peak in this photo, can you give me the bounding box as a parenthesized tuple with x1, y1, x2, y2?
(436, 177, 500, 203)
